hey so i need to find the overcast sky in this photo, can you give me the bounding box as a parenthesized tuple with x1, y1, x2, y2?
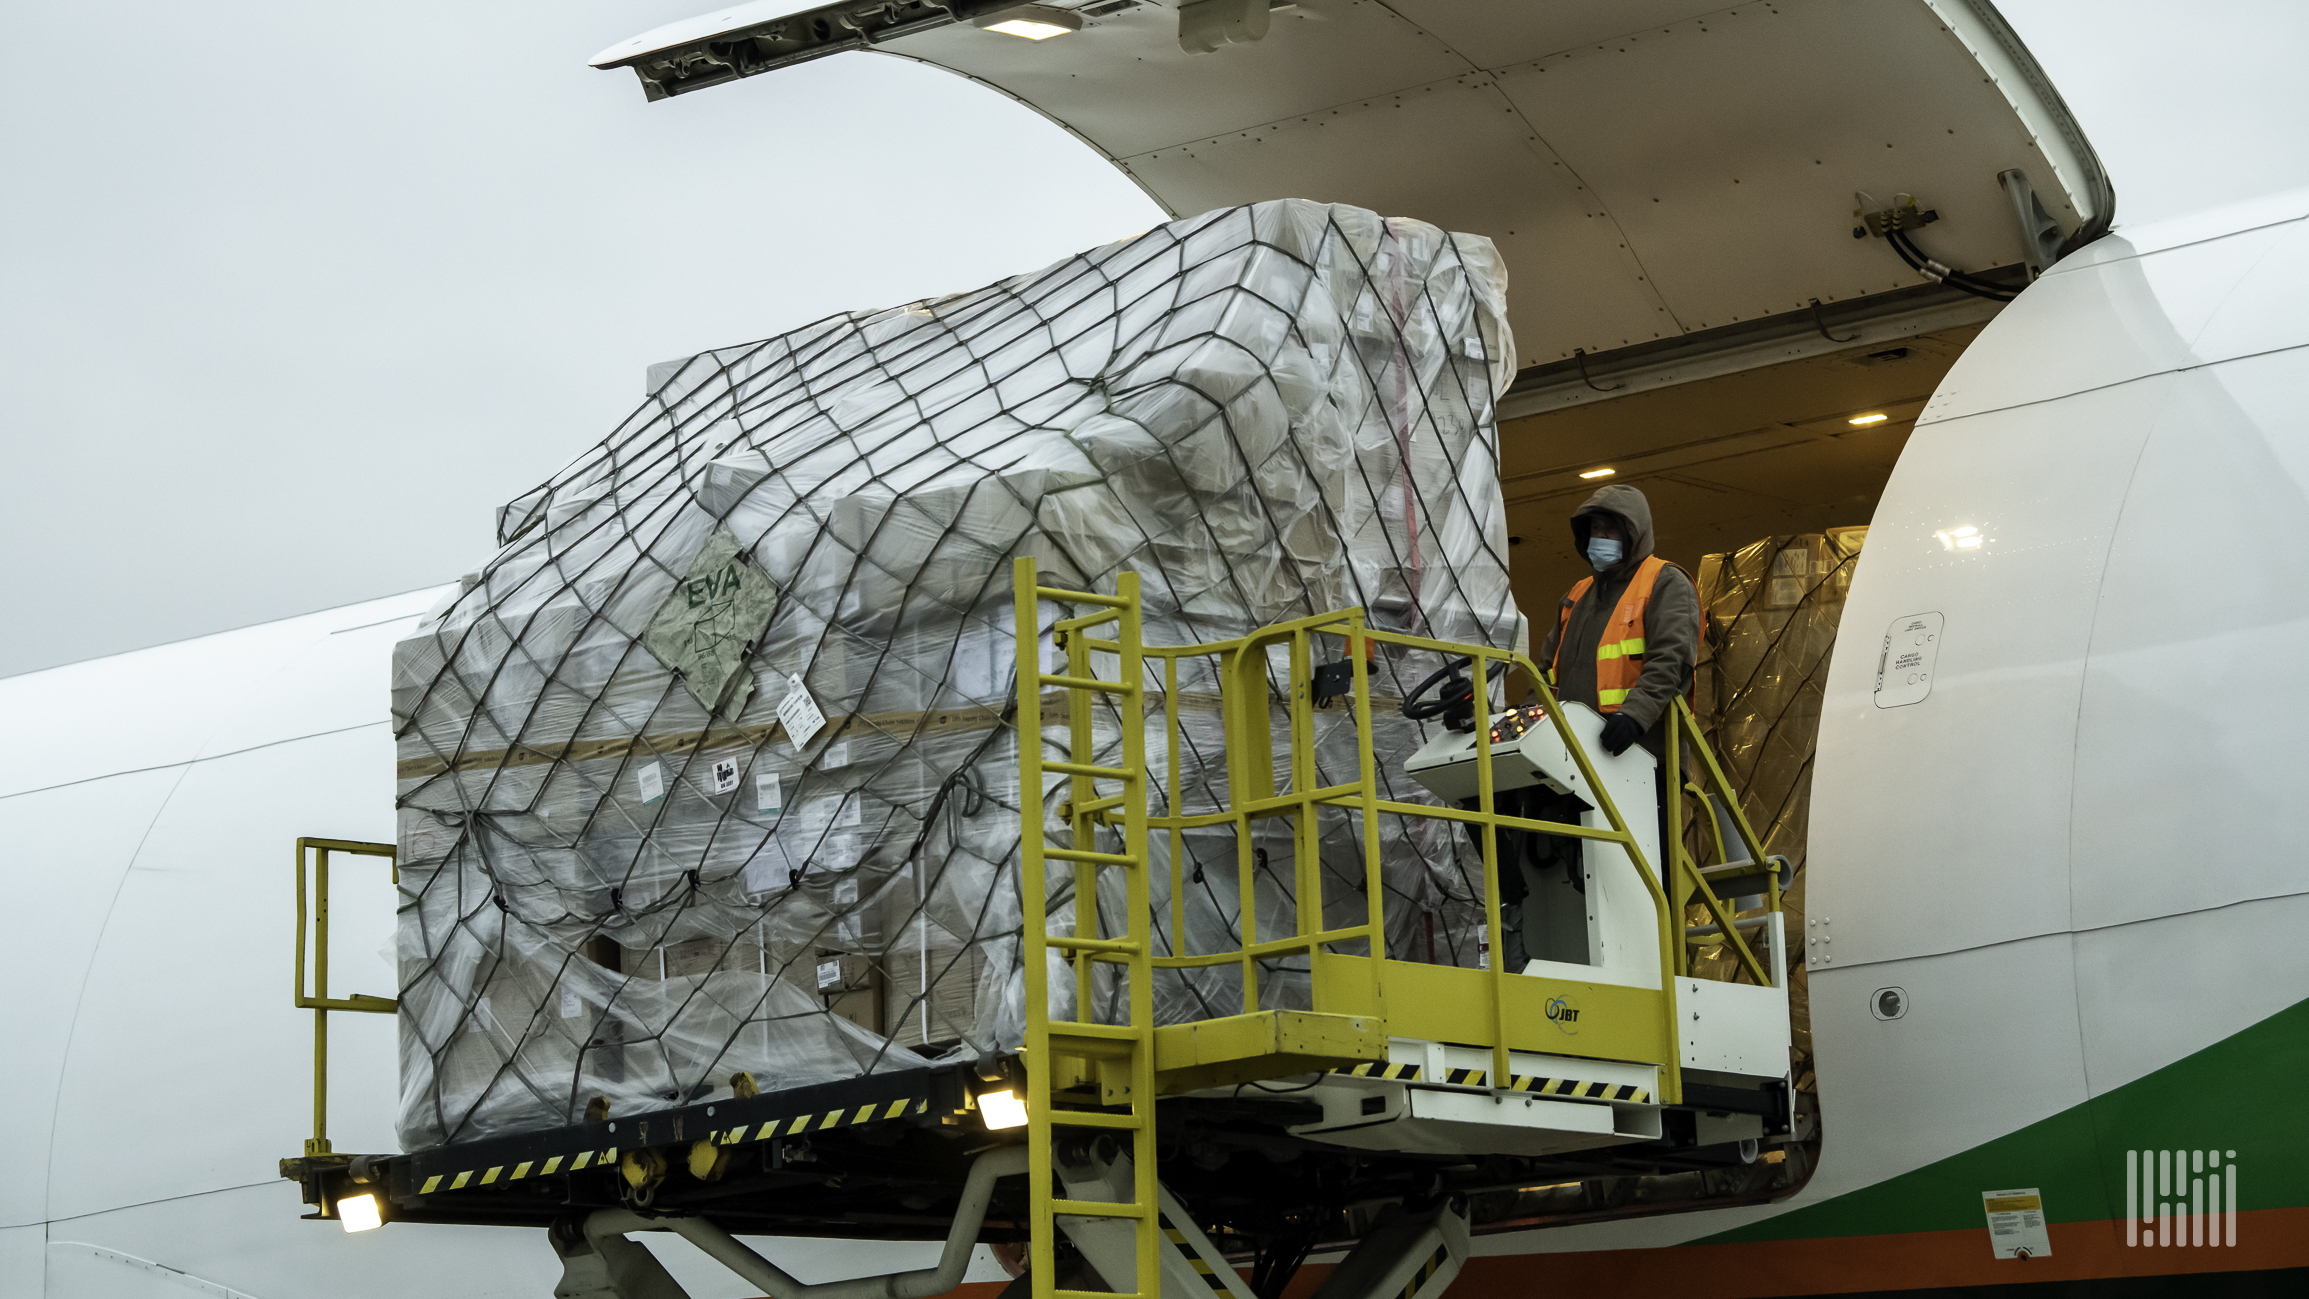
(6, 0, 2308, 679)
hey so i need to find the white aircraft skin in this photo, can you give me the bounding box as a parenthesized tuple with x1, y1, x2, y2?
(6, 168, 2306, 1299)
(1451, 185, 2309, 1291)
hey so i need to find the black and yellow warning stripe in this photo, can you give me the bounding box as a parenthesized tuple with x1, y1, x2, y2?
(709, 1097, 928, 1146)
(414, 1098, 930, 1194)
(1329, 1062, 1650, 1103)
(1160, 1212, 1245, 1299)
(1399, 1244, 1450, 1299)
(421, 1145, 620, 1195)
(1331, 1061, 1421, 1081)
(1502, 1075, 1651, 1103)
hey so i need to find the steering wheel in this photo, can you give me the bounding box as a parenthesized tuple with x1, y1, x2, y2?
(1400, 656, 1509, 732)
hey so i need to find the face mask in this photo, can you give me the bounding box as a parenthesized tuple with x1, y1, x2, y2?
(1586, 537, 1624, 570)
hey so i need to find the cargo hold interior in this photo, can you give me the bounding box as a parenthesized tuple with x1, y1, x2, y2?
(1498, 321, 1981, 620)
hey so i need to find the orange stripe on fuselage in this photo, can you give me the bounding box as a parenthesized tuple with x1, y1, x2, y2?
(1271, 1206, 2309, 1299)
(733, 1209, 2309, 1299)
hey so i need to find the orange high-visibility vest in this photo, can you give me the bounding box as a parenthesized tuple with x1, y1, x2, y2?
(1552, 554, 1685, 713)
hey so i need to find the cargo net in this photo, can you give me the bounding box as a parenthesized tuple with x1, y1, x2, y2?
(390, 199, 1522, 1149)
(1691, 526, 1866, 1099)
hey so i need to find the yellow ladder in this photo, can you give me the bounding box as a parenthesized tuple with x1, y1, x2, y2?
(1013, 558, 1160, 1299)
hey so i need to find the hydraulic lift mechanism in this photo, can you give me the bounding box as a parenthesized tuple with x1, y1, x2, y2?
(282, 559, 1797, 1299)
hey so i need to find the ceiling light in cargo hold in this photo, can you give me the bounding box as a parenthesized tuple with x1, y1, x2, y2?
(339, 1191, 383, 1232)
(1935, 525, 1984, 551)
(979, 1087, 1029, 1129)
(978, 5, 1081, 38)
(1849, 412, 1891, 426)
(1579, 468, 1616, 479)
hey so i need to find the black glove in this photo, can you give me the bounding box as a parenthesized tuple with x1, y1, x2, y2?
(1599, 712, 1645, 756)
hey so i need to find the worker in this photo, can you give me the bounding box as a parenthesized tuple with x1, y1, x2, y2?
(1489, 485, 1698, 974)
(1536, 484, 1700, 759)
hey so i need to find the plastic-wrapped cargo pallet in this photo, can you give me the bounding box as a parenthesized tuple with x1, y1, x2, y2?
(1690, 525, 1866, 1095)
(390, 198, 1523, 1149)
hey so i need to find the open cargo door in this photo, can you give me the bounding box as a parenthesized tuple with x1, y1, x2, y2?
(593, 0, 2111, 368)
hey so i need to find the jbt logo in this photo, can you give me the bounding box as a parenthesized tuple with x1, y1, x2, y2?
(1544, 996, 1581, 1035)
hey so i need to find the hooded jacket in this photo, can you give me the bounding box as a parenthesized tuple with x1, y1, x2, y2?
(1534, 483, 1701, 747)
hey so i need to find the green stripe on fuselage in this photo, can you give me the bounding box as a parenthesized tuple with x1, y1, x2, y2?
(1699, 994, 2309, 1244)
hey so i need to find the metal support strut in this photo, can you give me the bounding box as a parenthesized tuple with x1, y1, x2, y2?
(1305, 1203, 1470, 1299)
(555, 1147, 1029, 1299)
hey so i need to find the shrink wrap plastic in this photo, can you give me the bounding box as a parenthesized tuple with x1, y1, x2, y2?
(391, 200, 1522, 1148)
(1691, 526, 1866, 1089)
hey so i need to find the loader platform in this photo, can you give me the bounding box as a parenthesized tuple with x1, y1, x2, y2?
(283, 562, 1809, 1298)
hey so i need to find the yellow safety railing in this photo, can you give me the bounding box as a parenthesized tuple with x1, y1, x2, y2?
(294, 836, 398, 1156)
(1015, 561, 1160, 1299)
(1665, 700, 1782, 985)
(1144, 607, 1679, 1100)
(1013, 567, 1784, 1134)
